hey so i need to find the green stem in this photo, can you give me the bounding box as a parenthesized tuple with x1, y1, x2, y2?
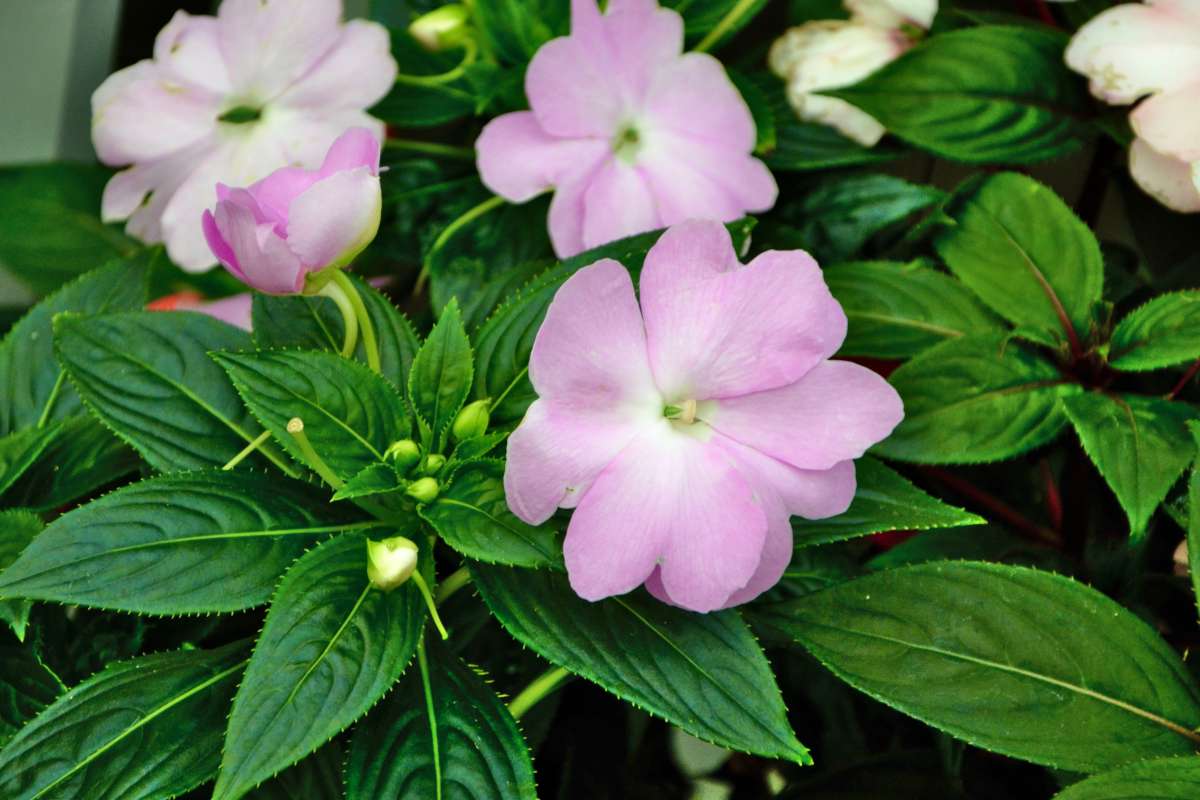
(411, 570, 450, 639)
(416, 640, 443, 800)
(286, 417, 344, 490)
(222, 429, 272, 471)
(415, 195, 507, 295)
(317, 279, 358, 358)
(693, 0, 758, 52)
(396, 38, 477, 87)
(435, 566, 471, 605)
(508, 665, 571, 720)
(384, 139, 475, 160)
(36, 372, 67, 428)
(488, 366, 528, 413)
(330, 271, 380, 373)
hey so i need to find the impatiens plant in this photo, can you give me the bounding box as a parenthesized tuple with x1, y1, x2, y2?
(3, 0, 1200, 798)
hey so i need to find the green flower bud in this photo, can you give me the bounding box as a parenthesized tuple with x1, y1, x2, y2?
(385, 439, 421, 470)
(452, 399, 490, 440)
(419, 453, 447, 476)
(406, 476, 440, 503)
(409, 5, 471, 52)
(366, 536, 419, 592)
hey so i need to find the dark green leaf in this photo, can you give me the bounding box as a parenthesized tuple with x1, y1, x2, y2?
(409, 299, 474, 448)
(346, 637, 537, 800)
(1062, 393, 1199, 536)
(1, 415, 137, 512)
(472, 0, 566, 64)
(0, 163, 139, 295)
(471, 563, 809, 762)
(1053, 756, 1200, 799)
(372, 30, 477, 126)
(793, 457, 983, 548)
(0, 640, 62, 747)
(664, 0, 769, 41)
(770, 561, 1200, 772)
(832, 26, 1090, 163)
(0, 509, 42, 640)
(332, 462, 403, 502)
(935, 172, 1103, 348)
(421, 460, 561, 567)
(0, 470, 370, 614)
(215, 349, 409, 482)
(0, 254, 152, 436)
(727, 68, 776, 153)
(1109, 291, 1200, 372)
(825, 260, 1003, 358)
(244, 741, 345, 800)
(1188, 421, 1200, 620)
(0, 642, 247, 800)
(54, 310, 283, 473)
(874, 335, 1078, 464)
(214, 534, 425, 800)
(868, 526, 1069, 572)
(0, 426, 59, 497)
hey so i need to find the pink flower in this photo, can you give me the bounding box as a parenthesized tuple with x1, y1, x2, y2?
(475, 0, 777, 258)
(202, 128, 382, 294)
(92, 0, 396, 271)
(1066, 0, 1200, 211)
(503, 221, 904, 612)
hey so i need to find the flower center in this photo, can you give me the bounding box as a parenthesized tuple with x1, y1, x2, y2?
(612, 123, 642, 164)
(219, 105, 263, 124)
(664, 398, 698, 424)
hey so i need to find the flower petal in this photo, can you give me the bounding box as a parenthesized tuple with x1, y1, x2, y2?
(564, 423, 767, 611)
(642, 53, 756, 154)
(1130, 84, 1200, 163)
(640, 133, 778, 221)
(318, 127, 381, 176)
(1130, 136, 1200, 212)
(285, 168, 382, 268)
(846, 0, 937, 29)
(702, 360, 904, 471)
(476, 112, 609, 203)
(210, 197, 305, 293)
(581, 161, 660, 250)
(153, 11, 231, 94)
(715, 433, 858, 521)
(216, 0, 342, 100)
(640, 220, 847, 400)
(198, 293, 254, 331)
(276, 20, 396, 110)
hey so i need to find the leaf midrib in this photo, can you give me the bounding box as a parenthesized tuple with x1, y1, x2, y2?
(435, 498, 556, 561)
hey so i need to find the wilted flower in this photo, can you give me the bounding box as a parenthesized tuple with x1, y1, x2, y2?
(504, 221, 903, 612)
(92, 0, 396, 270)
(475, 0, 777, 258)
(202, 128, 382, 294)
(1066, 1, 1200, 212)
(769, 0, 935, 146)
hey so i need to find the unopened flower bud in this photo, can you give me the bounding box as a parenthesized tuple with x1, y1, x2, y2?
(386, 439, 421, 470)
(419, 454, 446, 476)
(366, 536, 418, 592)
(452, 399, 490, 440)
(409, 5, 471, 52)
(406, 477, 440, 503)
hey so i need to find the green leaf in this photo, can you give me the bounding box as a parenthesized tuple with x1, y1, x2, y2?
(251, 274, 419, 392)
(867, 526, 1068, 572)
(0, 642, 248, 800)
(1062, 393, 1199, 536)
(793, 458, 983, 548)
(825, 260, 1004, 358)
(0, 509, 42, 640)
(332, 462, 403, 502)
(472, 0, 566, 64)
(934, 172, 1103, 348)
(0, 470, 371, 615)
(1188, 422, 1200, 620)
(54, 310, 283, 473)
(0, 163, 139, 295)
(1053, 755, 1200, 799)
(874, 335, 1078, 464)
(215, 350, 409, 482)
(420, 460, 561, 567)
(214, 534, 425, 800)
(727, 68, 776, 153)
(373, 31, 477, 126)
(0, 641, 62, 748)
(0, 254, 152, 436)
(768, 561, 1200, 772)
(663, 0, 769, 41)
(345, 637, 537, 800)
(831, 26, 1090, 164)
(0, 426, 59, 497)
(244, 741, 344, 800)
(409, 298, 474, 449)
(470, 563, 809, 763)
(1109, 291, 1200, 372)
(1, 415, 137, 512)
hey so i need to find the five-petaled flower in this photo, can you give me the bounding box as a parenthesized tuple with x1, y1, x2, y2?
(503, 221, 904, 612)
(92, 0, 396, 271)
(475, 0, 777, 258)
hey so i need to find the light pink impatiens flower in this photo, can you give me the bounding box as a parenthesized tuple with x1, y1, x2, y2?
(504, 221, 904, 612)
(475, 0, 778, 258)
(1066, 0, 1200, 211)
(92, 0, 396, 271)
(202, 128, 382, 294)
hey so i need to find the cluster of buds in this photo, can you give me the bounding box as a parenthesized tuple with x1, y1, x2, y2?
(383, 399, 492, 505)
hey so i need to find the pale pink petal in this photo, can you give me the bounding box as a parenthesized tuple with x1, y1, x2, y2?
(847, 0, 937, 29)
(198, 294, 253, 331)
(717, 493, 792, 608)
(546, 163, 606, 258)
(595, 0, 684, 102)
(1065, 2, 1200, 104)
(1130, 84, 1200, 163)
(1129, 137, 1200, 212)
(640, 221, 847, 400)
(318, 127, 381, 175)
(285, 168, 381, 268)
(202, 210, 242, 280)
(216, 0, 341, 100)
(243, 128, 380, 224)
(91, 61, 221, 165)
(153, 11, 231, 94)
(564, 423, 767, 611)
(276, 20, 396, 110)
(719, 435, 858, 520)
(116, 141, 216, 243)
(702, 360, 904, 471)
(524, 35, 625, 138)
(264, 107, 386, 167)
(642, 53, 756, 153)
(102, 162, 166, 223)
(211, 199, 305, 294)
(476, 112, 609, 203)
(581, 161, 660, 250)
(640, 135, 777, 224)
